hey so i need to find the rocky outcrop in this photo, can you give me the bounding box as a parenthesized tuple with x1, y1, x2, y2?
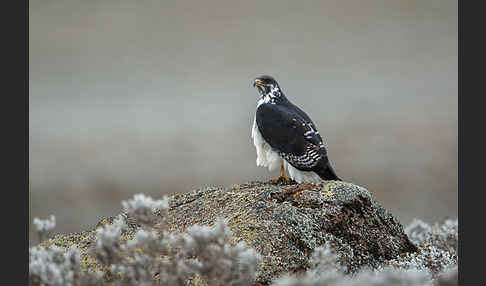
(165, 181, 417, 284)
(39, 180, 418, 285)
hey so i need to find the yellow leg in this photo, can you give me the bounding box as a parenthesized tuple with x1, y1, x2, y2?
(270, 160, 292, 184)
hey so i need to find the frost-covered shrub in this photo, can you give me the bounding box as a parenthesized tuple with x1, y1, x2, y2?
(436, 219, 458, 251)
(405, 218, 432, 245)
(346, 267, 432, 286)
(29, 191, 457, 286)
(33, 215, 56, 242)
(435, 266, 458, 286)
(102, 218, 261, 286)
(390, 219, 458, 276)
(90, 195, 260, 286)
(29, 245, 103, 286)
(405, 218, 457, 251)
(29, 246, 77, 286)
(33, 215, 56, 232)
(309, 241, 350, 274)
(121, 193, 169, 226)
(30, 193, 261, 286)
(92, 215, 127, 266)
(273, 267, 433, 286)
(273, 243, 345, 286)
(272, 243, 433, 286)
(173, 219, 261, 286)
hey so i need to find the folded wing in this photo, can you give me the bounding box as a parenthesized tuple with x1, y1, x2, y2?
(255, 103, 329, 171)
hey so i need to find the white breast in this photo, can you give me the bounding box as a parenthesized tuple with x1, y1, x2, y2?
(251, 116, 281, 172)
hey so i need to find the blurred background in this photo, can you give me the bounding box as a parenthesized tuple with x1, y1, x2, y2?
(29, 0, 457, 245)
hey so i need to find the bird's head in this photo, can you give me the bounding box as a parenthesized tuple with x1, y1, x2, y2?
(253, 75, 281, 96)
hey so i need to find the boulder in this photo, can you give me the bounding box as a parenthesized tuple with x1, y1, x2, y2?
(39, 181, 418, 285)
(165, 181, 417, 284)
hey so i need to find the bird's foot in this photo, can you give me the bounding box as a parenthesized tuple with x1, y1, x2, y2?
(269, 175, 293, 184)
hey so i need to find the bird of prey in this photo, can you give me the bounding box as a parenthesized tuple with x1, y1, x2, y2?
(251, 75, 341, 184)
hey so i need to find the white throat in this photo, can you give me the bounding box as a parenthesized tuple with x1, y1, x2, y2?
(256, 85, 281, 107)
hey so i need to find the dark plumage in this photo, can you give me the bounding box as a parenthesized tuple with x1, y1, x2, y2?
(252, 75, 340, 183)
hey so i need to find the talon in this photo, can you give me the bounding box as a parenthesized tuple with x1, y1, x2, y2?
(270, 175, 292, 184)
(269, 160, 293, 184)
(283, 175, 292, 182)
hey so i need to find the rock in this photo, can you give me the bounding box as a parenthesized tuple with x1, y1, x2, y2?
(165, 181, 417, 284)
(39, 181, 418, 285)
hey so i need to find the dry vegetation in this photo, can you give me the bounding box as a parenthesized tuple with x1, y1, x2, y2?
(29, 192, 457, 286)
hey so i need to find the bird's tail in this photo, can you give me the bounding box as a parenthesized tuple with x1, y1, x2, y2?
(316, 162, 341, 181)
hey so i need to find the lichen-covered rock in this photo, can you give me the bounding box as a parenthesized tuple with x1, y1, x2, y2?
(38, 181, 418, 285)
(164, 181, 417, 284)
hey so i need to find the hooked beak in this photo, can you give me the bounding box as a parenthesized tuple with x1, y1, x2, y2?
(253, 79, 263, 87)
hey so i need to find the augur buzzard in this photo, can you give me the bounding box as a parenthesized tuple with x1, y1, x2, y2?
(251, 75, 341, 183)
